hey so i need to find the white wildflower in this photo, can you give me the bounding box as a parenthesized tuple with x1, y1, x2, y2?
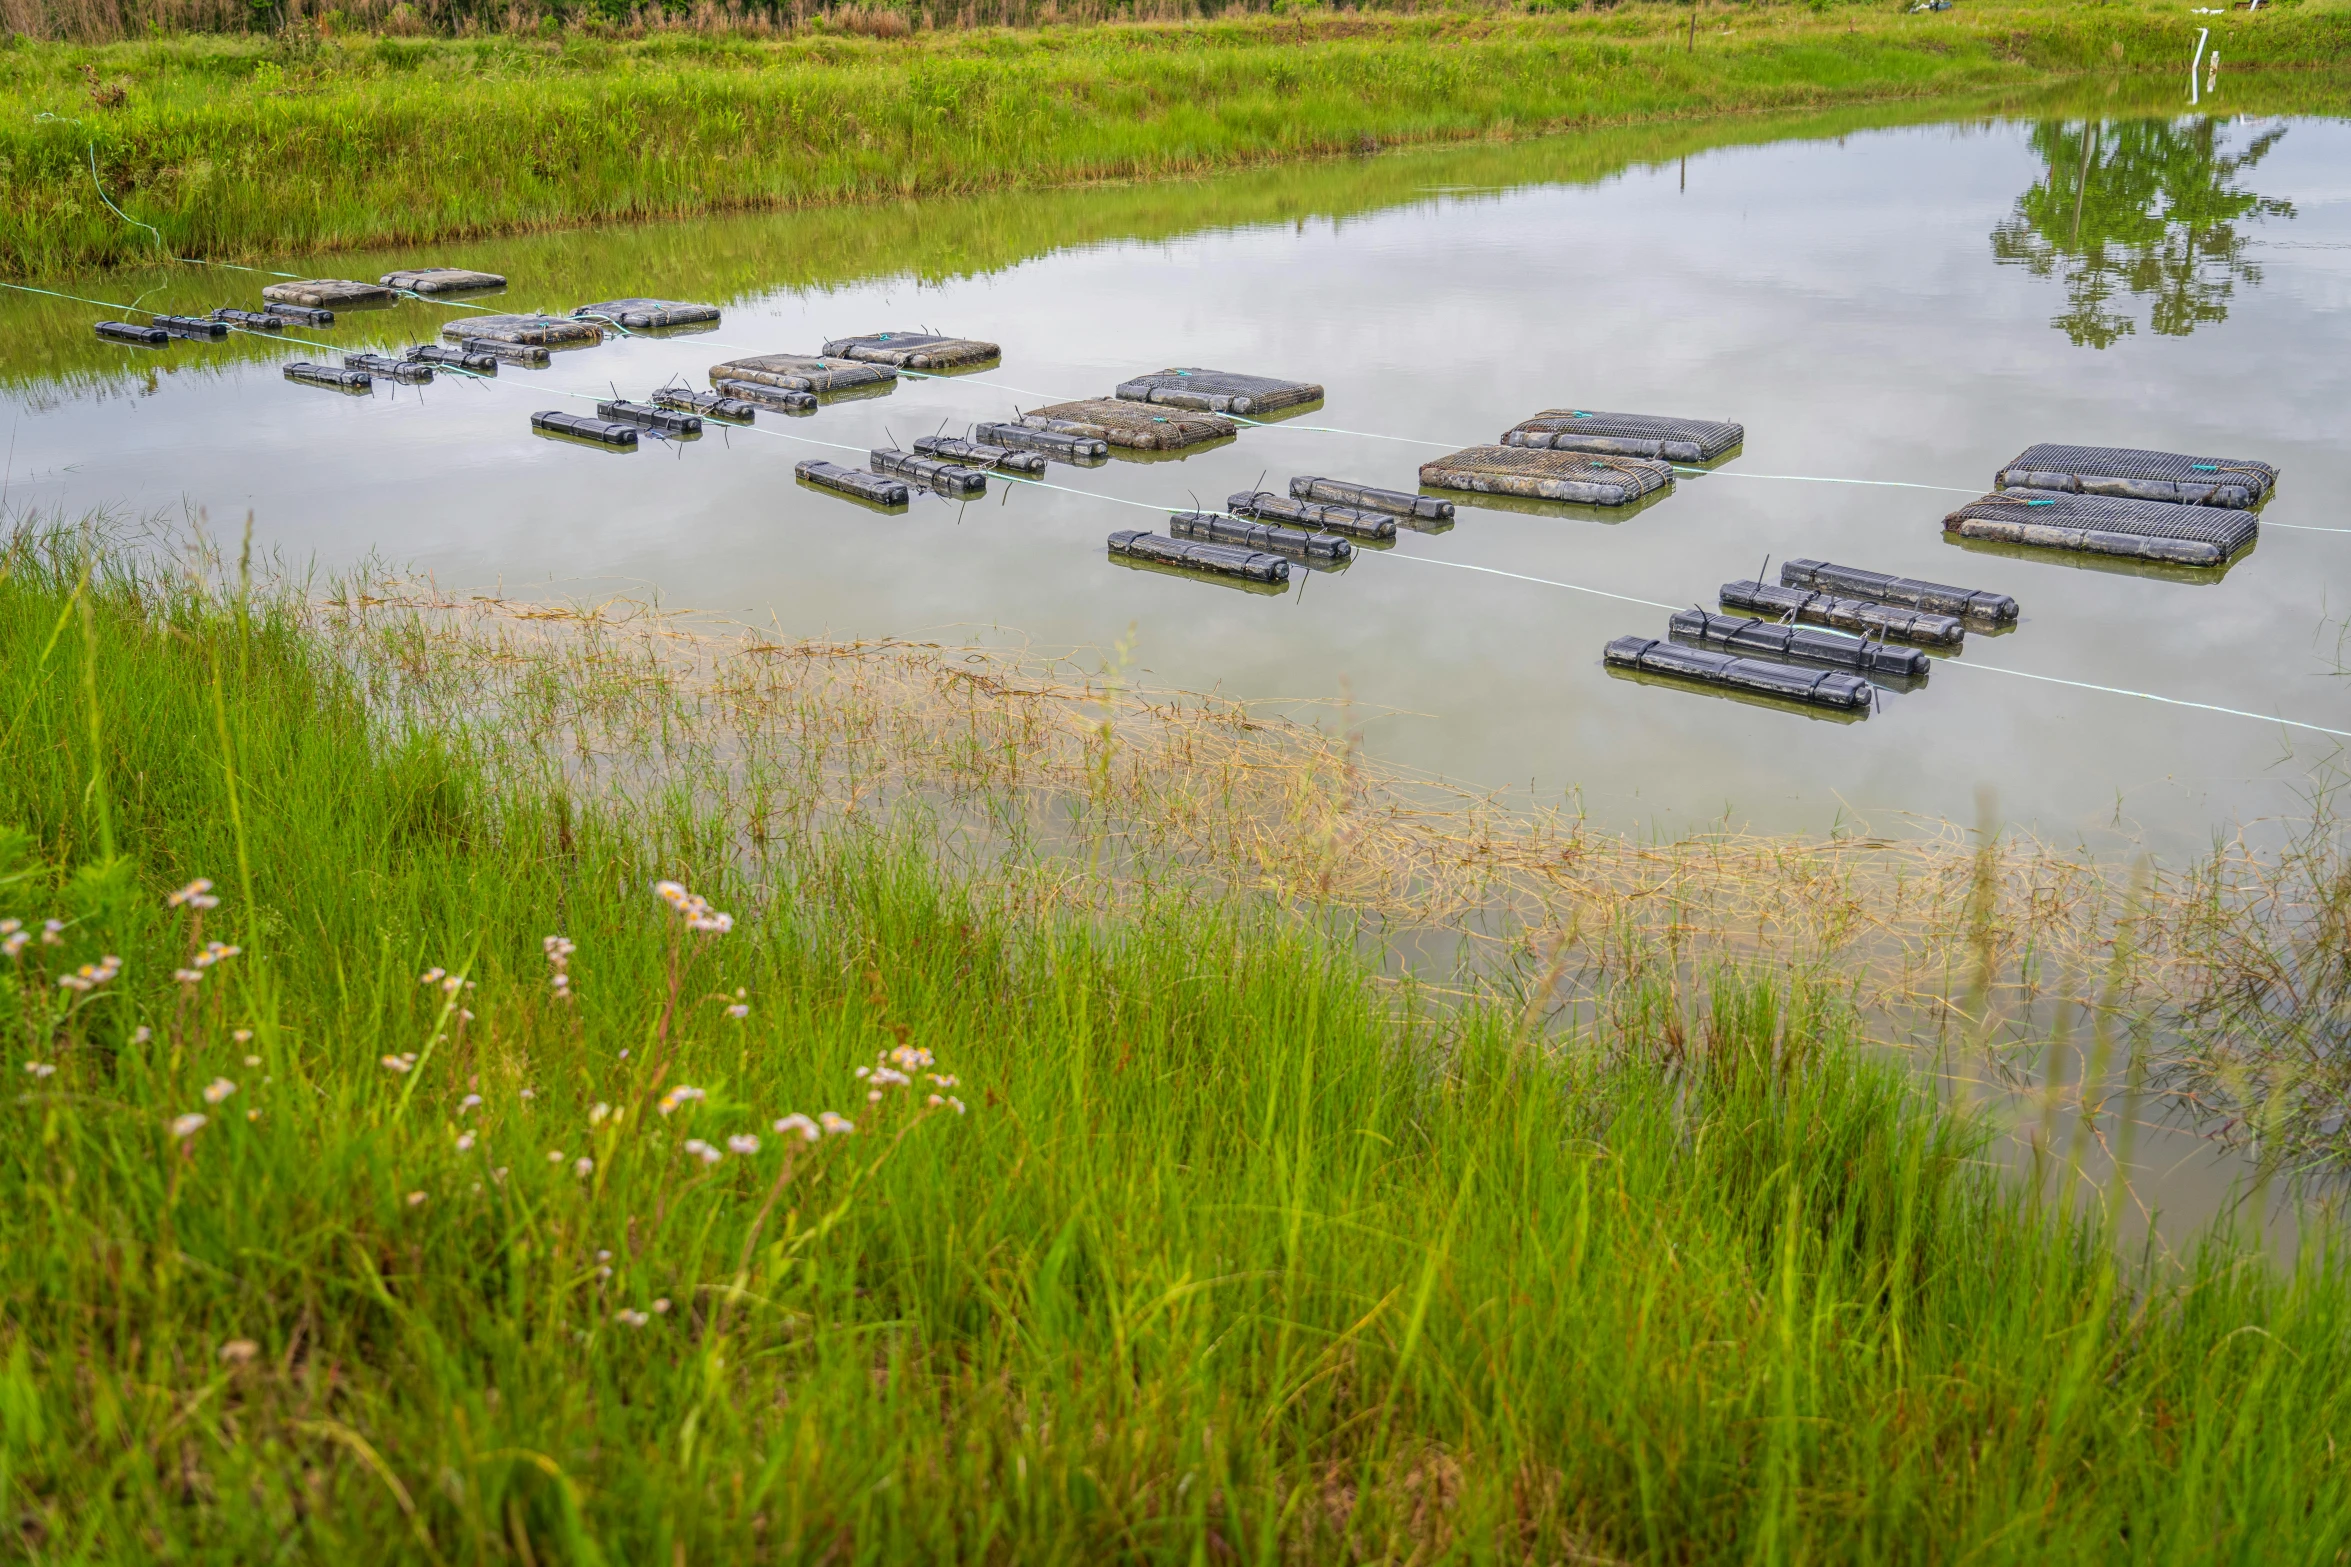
(169, 1112, 207, 1139)
(23, 1061, 55, 1080)
(818, 1111, 855, 1136)
(574, 1156, 594, 1178)
(201, 1077, 237, 1104)
(726, 1134, 759, 1156)
(455, 1131, 476, 1152)
(773, 1113, 819, 1143)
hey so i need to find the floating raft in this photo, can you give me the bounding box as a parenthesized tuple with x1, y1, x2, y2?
(532, 411, 638, 447)
(1172, 511, 1351, 562)
(710, 354, 893, 394)
(1501, 410, 1743, 464)
(264, 303, 334, 327)
(94, 320, 167, 347)
(599, 399, 702, 436)
(1420, 446, 1673, 507)
(1945, 490, 2255, 568)
(1605, 636, 1873, 713)
(913, 434, 1045, 475)
(209, 308, 284, 332)
(448, 315, 603, 348)
(576, 298, 720, 331)
(264, 279, 394, 310)
(1669, 609, 1928, 680)
(1107, 530, 1289, 584)
(1996, 443, 2276, 510)
(970, 421, 1107, 461)
(283, 362, 371, 392)
(153, 314, 227, 341)
(459, 338, 550, 368)
(1719, 581, 1965, 647)
(1227, 490, 1395, 541)
(1113, 368, 1323, 417)
(1017, 400, 1234, 452)
(1780, 559, 2017, 624)
(712, 379, 815, 414)
(345, 352, 433, 384)
(798, 460, 908, 506)
(1289, 476, 1452, 523)
(871, 448, 987, 497)
(656, 387, 755, 422)
(406, 344, 497, 373)
(823, 332, 999, 370)
(381, 267, 505, 295)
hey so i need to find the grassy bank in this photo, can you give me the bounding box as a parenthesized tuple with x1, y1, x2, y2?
(2, 531, 2349, 1560)
(2, 0, 2344, 275)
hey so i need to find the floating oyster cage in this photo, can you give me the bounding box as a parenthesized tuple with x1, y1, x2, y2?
(1171, 511, 1350, 562)
(710, 354, 894, 394)
(344, 352, 433, 384)
(1668, 609, 1928, 680)
(209, 308, 285, 332)
(1605, 636, 1873, 713)
(1948, 489, 2257, 568)
(655, 387, 756, 422)
(94, 320, 167, 347)
(152, 314, 227, 340)
(1500, 409, 1743, 465)
(1228, 490, 1395, 541)
(870, 448, 987, 497)
(531, 411, 638, 448)
(449, 315, 603, 349)
(1107, 529, 1289, 584)
(1112, 368, 1323, 417)
(599, 399, 702, 437)
(1018, 400, 1235, 452)
(263, 303, 334, 327)
(264, 279, 395, 310)
(712, 378, 815, 414)
(283, 362, 371, 392)
(1779, 559, 2018, 624)
(459, 338, 551, 368)
(970, 421, 1107, 461)
(1289, 475, 1453, 523)
(823, 332, 999, 370)
(1719, 580, 1964, 647)
(381, 267, 506, 295)
(406, 344, 498, 373)
(1995, 443, 2276, 510)
(797, 460, 909, 507)
(912, 434, 1045, 475)
(1421, 446, 1674, 508)
(576, 298, 721, 331)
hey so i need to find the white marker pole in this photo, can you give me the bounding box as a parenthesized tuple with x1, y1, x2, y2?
(2190, 26, 2209, 105)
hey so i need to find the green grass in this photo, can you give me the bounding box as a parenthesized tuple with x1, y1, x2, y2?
(3, 0, 2347, 275)
(2, 535, 2349, 1562)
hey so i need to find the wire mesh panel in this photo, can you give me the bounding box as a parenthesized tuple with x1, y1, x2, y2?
(1419, 446, 1674, 507)
(1667, 609, 1928, 679)
(264, 279, 396, 309)
(823, 333, 1001, 369)
(445, 314, 603, 348)
(1113, 369, 1324, 416)
(1108, 530, 1289, 583)
(575, 298, 721, 330)
(1020, 400, 1236, 451)
(381, 268, 505, 294)
(1501, 410, 1743, 463)
(1603, 637, 1873, 712)
(709, 354, 894, 393)
(1718, 581, 1966, 646)
(1946, 489, 2257, 567)
(1995, 444, 2276, 509)
(1779, 559, 2019, 623)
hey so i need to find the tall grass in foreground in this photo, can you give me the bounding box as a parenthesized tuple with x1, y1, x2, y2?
(1, 531, 2348, 1561)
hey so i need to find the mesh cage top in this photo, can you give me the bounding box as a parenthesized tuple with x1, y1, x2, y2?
(1950, 490, 2258, 554)
(447, 315, 604, 347)
(381, 268, 505, 293)
(1421, 445, 1675, 502)
(1998, 443, 2277, 503)
(1113, 369, 1325, 415)
(264, 279, 396, 308)
(576, 299, 721, 329)
(1503, 410, 1744, 462)
(823, 333, 1000, 368)
(709, 354, 895, 391)
(1023, 400, 1237, 448)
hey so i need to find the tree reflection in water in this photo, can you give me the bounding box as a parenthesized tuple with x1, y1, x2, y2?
(1991, 118, 2295, 348)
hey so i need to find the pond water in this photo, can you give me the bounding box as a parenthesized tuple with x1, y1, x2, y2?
(3, 96, 2347, 866)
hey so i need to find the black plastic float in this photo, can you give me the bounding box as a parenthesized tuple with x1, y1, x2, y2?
(654, 387, 757, 422)
(94, 321, 167, 347)
(209, 308, 285, 332)
(713, 379, 816, 414)
(1668, 609, 1928, 679)
(406, 344, 498, 373)
(870, 449, 987, 497)
(1604, 637, 1874, 712)
(797, 460, 909, 505)
(1502, 410, 1743, 464)
(1227, 490, 1396, 541)
(1944, 491, 2256, 568)
(460, 338, 551, 368)
(912, 435, 1045, 475)
(1779, 560, 2017, 624)
(1107, 530, 1289, 584)
(1719, 581, 1966, 647)
(1287, 476, 1452, 522)
(152, 314, 228, 340)
(345, 352, 433, 384)
(283, 362, 372, 391)
(970, 422, 1108, 461)
(598, 400, 703, 437)
(1995, 443, 2276, 510)
(531, 411, 638, 447)
(1170, 511, 1350, 562)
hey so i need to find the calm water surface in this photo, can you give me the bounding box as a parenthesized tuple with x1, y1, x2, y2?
(5, 107, 2348, 860)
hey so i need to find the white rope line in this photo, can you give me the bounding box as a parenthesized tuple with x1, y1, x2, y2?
(1381, 552, 1680, 612)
